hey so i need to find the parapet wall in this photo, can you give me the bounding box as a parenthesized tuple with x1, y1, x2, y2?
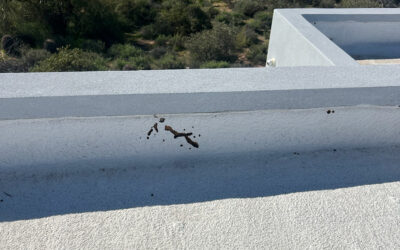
(0, 67, 399, 173)
(267, 8, 400, 66)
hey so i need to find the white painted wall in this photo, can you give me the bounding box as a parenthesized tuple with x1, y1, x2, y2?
(304, 14, 400, 59)
(0, 68, 399, 175)
(1, 67, 400, 119)
(267, 10, 335, 67)
(267, 9, 400, 66)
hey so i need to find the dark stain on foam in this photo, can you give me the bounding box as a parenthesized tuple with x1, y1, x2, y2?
(146, 117, 200, 149)
(153, 123, 158, 132)
(165, 125, 199, 148)
(326, 109, 335, 114)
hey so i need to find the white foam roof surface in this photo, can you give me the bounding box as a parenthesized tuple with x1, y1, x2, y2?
(1, 66, 400, 98)
(1, 146, 400, 248)
(1, 66, 400, 248)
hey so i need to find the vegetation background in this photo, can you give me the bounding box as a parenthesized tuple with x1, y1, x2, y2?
(0, 0, 398, 72)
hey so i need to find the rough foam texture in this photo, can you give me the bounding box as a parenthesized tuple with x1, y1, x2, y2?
(1, 66, 400, 119)
(1, 146, 400, 248)
(0, 106, 399, 173)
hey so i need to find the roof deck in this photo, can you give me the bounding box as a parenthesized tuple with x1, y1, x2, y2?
(1, 66, 400, 248)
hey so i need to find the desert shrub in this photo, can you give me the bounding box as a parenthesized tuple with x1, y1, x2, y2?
(150, 47, 168, 59)
(155, 1, 212, 36)
(74, 39, 106, 53)
(250, 11, 273, 32)
(155, 35, 169, 46)
(318, 0, 336, 7)
(107, 44, 143, 59)
(200, 60, 230, 68)
(0, 58, 26, 73)
(234, 0, 266, 17)
(110, 55, 151, 70)
(168, 34, 186, 51)
(115, 0, 156, 30)
(339, 0, 381, 7)
(247, 43, 268, 65)
(128, 56, 151, 70)
(1, 0, 125, 48)
(66, 1, 125, 47)
(21, 49, 51, 69)
(236, 26, 259, 49)
(206, 6, 220, 18)
(141, 24, 158, 39)
(186, 23, 237, 63)
(31, 47, 107, 72)
(15, 22, 51, 48)
(152, 53, 185, 69)
(215, 12, 245, 26)
(109, 58, 130, 70)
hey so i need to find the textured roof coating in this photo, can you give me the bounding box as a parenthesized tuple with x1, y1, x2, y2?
(1, 147, 400, 249)
(1, 66, 400, 98)
(1, 65, 400, 248)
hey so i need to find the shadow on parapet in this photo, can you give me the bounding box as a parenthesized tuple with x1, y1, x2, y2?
(1, 146, 400, 222)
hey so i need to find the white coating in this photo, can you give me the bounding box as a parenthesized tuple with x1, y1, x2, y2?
(1, 67, 400, 119)
(267, 8, 400, 66)
(1, 61, 400, 248)
(1, 146, 400, 248)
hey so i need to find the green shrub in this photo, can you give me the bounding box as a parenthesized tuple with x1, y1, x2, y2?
(200, 60, 230, 68)
(21, 49, 51, 69)
(15, 22, 51, 48)
(169, 34, 186, 51)
(318, 0, 336, 7)
(107, 44, 143, 59)
(250, 11, 273, 32)
(115, 0, 156, 30)
(110, 55, 151, 70)
(235, 26, 259, 49)
(0, 58, 26, 73)
(141, 24, 158, 40)
(155, 35, 169, 46)
(74, 39, 106, 53)
(215, 12, 245, 26)
(150, 47, 168, 59)
(152, 53, 185, 69)
(234, 0, 266, 17)
(109, 58, 130, 70)
(31, 47, 107, 72)
(68, 1, 125, 47)
(247, 43, 268, 65)
(128, 56, 151, 70)
(339, 0, 381, 7)
(155, 1, 212, 36)
(186, 23, 237, 63)
(206, 6, 220, 18)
